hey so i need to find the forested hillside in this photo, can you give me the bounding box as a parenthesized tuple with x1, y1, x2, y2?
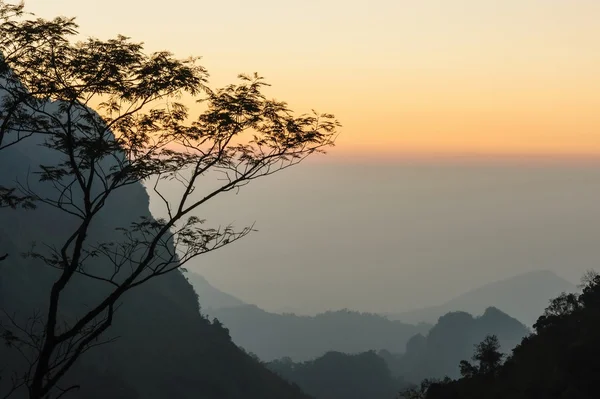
(257, 307, 529, 399)
(267, 351, 408, 399)
(381, 307, 529, 382)
(420, 273, 600, 399)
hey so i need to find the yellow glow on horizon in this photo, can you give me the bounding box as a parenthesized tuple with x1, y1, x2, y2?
(22, 0, 600, 158)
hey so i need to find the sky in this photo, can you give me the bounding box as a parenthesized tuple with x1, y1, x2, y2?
(23, 0, 600, 158)
(146, 160, 600, 314)
(16, 1, 600, 314)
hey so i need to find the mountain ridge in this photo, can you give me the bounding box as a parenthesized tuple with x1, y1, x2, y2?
(206, 305, 430, 362)
(185, 272, 247, 311)
(382, 306, 530, 383)
(386, 270, 577, 326)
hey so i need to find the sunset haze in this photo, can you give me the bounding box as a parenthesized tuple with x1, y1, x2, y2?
(25, 0, 600, 158)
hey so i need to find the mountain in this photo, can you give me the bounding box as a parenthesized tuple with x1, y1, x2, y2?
(382, 307, 530, 383)
(185, 272, 247, 311)
(0, 95, 309, 398)
(388, 270, 577, 326)
(207, 305, 430, 362)
(262, 307, 531, 398)
(267, 351, 410, 399)
(187, 275, 431, 362)
(423, 274, 600, 399)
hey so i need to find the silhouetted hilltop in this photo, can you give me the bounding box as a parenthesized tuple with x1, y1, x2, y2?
(389, 270, 577, 326)
(186, 272, 247, 310)
(0, 97, 309, 398)
(267, 351, 409, 399)
(423, 273, 600, 399)
(208, 305, 430, 361)
(382, 307, 529, 383)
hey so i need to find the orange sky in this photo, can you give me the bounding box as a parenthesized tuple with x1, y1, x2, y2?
(23, 0, 600, 158)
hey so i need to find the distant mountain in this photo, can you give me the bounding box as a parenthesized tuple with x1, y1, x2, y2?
(382, 307, 530, 383)
(267, 351, 410, 399)
(388, 270, 577, 326)
(185, 272, 247, 310)
(208, 305, 431, 362)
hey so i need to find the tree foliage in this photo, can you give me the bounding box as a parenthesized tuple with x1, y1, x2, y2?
(458, 335, 503, 378)
(0, 1, 339, 397)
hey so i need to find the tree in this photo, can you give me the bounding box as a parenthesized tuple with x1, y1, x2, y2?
(415, 272, 600, 399)
(0, 1, 36, 263)
(0, 1, 339, 398)
(459, 335, 504, 378)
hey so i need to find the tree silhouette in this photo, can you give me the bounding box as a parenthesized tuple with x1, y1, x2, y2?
(0, 1, 339, 398)
(459, 335, 503, 378)
(0, 2, 36, 264)
(417, 271, 600, 399)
